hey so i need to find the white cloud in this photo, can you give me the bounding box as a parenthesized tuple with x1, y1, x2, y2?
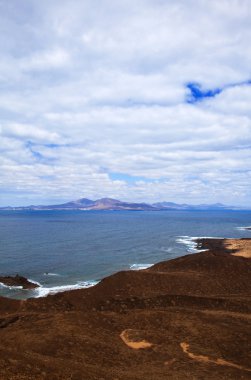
(0, 0, 250, 206)
(203, 84, 251, 117)
(21, 48, 71, 71)
(1, 122, 60, 142)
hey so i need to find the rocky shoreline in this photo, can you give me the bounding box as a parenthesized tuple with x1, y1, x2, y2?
(0, 238, 250, 379)
(0, 274, 38, 289)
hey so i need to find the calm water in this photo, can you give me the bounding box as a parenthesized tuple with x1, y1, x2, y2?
(0, 210, 250, 299)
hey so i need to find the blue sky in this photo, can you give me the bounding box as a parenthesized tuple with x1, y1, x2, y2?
(0, 0, 251, 206)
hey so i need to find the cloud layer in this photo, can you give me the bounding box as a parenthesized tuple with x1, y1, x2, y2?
(0, 0, 251, 206)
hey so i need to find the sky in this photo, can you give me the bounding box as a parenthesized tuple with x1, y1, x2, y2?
(0, 0, 251, 207)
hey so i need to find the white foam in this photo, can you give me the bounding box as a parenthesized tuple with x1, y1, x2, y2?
(28, 278, 42, 286)
(160, 247, 172, 252)
(176, 237, 198, 253)
(175, 236, 221, 253)
(130, 264, 153, 270)
(236, 226, 251, 231)
(0, 282, 23, 290)
(33, 280, 99, 298)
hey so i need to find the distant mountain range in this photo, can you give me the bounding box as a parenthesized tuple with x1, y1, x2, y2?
(0, 198, 245, 211)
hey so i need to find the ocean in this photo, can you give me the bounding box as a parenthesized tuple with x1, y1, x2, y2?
(0, 210, 250, 299)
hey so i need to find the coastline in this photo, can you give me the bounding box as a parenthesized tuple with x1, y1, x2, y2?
(0, 235, 241, 300)
(0, 237, 250, 379)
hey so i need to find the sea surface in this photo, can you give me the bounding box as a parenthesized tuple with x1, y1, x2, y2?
(0, 210, 250, 299)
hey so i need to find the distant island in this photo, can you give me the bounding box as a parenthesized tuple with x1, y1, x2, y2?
(0, 197, 246, 211)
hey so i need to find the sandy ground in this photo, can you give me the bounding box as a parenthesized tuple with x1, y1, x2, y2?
(225, 239, 251, 258)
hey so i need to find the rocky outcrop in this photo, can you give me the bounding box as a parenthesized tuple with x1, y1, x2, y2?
(0, 274, 38, 289)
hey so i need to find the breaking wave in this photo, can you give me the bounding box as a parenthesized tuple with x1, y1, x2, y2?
(130, 264, 153, 270)
(0, 282, 23, 290)
(236, 226, 251, 231)
(176, 236, 224, 253)
(33, 280, 99, 298)
(0, 279, 99, 298)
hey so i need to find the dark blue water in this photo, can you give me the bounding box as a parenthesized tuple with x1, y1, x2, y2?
(0, 210, 250, 299)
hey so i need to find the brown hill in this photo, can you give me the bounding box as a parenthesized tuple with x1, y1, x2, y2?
(0, 238, 250, 379)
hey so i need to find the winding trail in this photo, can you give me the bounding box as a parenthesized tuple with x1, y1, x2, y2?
(120, 329, 153, 350)
(180, 342, 251, 372)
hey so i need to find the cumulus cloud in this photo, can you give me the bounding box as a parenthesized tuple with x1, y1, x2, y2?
(0, 0, 250, 206)
(21, 48, 71, 71)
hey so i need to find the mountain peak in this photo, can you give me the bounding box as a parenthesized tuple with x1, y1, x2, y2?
(96, 198, 122, 204)
(76, 198, 94, 205)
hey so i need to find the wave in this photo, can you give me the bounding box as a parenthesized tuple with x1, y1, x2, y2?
(0, 279, 99, 298)
(33, 280, 99, 298)
(176, 236, 201, 253)
(28, 278, 42, 286)
(0, 282, 23, 290)
(130, 264, 153, 270)
(176, 236, 224, 253)
(43, 272, 61, 276)
(160, 247, 173, 252)
(236, 226, 251, 231)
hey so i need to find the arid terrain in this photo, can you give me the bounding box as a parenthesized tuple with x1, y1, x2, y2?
(0, 238, 250, 379)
